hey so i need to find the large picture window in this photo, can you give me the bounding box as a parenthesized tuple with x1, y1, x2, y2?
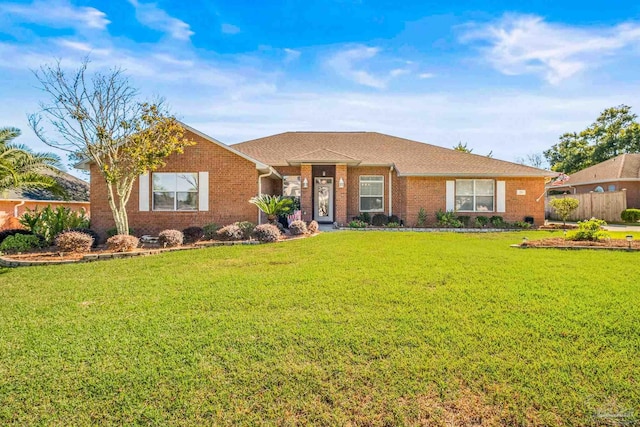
(152, 173, 198, 211)
(360, 176, 384, 212)
(455, 179, 494, 212)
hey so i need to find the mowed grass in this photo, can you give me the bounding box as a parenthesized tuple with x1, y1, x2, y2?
(1, 231, 639, 426)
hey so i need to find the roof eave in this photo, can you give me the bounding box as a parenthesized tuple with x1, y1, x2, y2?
(398, 172, 554, 178)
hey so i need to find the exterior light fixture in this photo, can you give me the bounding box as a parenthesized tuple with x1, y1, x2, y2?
(338, 178, 345, 188)
(626, 235, 633, 249)
(302, 178, 308, 189)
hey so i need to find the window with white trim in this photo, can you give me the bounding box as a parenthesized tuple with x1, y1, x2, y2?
(152, 173, 198, 211)
(455, 179, 494, 212)
(359, 176, 384, 212)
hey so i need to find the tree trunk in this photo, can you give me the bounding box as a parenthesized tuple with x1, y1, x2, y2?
(106, 181, 131, 235)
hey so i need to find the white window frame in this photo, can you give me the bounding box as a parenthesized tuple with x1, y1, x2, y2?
(359, 175, 384, 212)
(455, 179, 495, 213)
(152, 172, 199, 211)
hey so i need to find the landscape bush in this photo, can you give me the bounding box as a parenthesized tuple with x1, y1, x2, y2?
(371, 213, 389, 227)
(0, 234, 43, 253)
(549, 197, 579, 226)
(235, 221, 255, 240)
(348, 220, 368, 228)
(0, 229, 33, 245)
(513, 221, 532, 229)
(388, 215, 400, 225)
(474, 216, 489, 228)
(566, 218, 609, 242)
(457, 215, 470, 227)
(490, 216, 506, 227)
(182, 226, 204, 243)
(66, 228, 100, 247)
(106, 234, 139, 252)
(307, 220, 319, 234)
(217, 225, 244, 241)
(356, 212, 371, 224)
(55, 231, 94, 253)
(416, 207, 427, 227)
(288, 220, 307, 235)
(436, 210, 463, 228)
(106, 227, 135, 238)
(386, 222, 400, 227)
(19, 206, 90, 244)
(203, 223, 220, 240)
(253, 224, 281, 242)
(158, 229, 184, 247)
(621, 208, 640, 223)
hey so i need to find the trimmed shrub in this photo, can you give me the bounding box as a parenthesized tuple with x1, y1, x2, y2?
(371, 213, 389, 227)
(475, 216, 489, 227)
(457, 216, 471, 227)
(235, 221, 255, 240)
(387, 222, 400, 227)
(490, 216, 505, 227)
(436, 210, 463, 228)
(566, 218, 609, 242)
(106, 234, 139, 252)
(513, 221, 531, 229)
(159, 229, 184, 247)
(182, 226, 204, 244)
(203, 223, 220, 240)
(217, 225, 244, 241)
(416, 208, 427, 227)
(357, 212, 371, 224)
(0, 229, 32, 245)
(289, 220, 307, 235)
(253, 224, 281, 242)
(349, 220, 368, 228)
(55, 231, 93, 253)
(307, 220, 319, 234)
(67, 228, 100, 247)
(106, 227, 134, 238)
(621, 209, 640, 223)
(388, 215, 400, 225)
(0, 234, 42, 253)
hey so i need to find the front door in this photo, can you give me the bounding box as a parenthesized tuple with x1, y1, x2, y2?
(314, 177, 334, 222)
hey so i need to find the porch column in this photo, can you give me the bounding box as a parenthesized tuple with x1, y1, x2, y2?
(335, 164, 348, 225)
(301, 163, 313, 222)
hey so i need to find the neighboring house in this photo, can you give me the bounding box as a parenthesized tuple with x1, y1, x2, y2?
(547, 154, 640, 208)
(0, 168, 90, 230)
(82, 124, 552, 237)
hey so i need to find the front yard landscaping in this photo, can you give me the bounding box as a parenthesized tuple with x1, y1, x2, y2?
(1, 231, 638, 425)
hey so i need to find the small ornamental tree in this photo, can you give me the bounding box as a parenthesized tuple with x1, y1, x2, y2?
(549, 197, 579, 228)
(29, 60, 194, 235)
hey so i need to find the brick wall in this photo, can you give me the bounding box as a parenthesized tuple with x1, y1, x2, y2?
(90, 129, 261, 238)
(405, 176, 546, 226)
(347, 166, 395, 221)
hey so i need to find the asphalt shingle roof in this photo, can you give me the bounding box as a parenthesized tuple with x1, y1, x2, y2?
(561, 153, 640, 185)
(233, 132, 552, 177)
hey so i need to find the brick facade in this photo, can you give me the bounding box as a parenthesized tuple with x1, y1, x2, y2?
(90, 129, 262, 238)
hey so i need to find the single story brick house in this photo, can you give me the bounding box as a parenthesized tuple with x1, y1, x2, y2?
(81, 124, 552, 237)
(547, 153, 640, 208)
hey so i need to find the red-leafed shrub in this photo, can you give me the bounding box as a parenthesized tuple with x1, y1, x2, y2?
(289, 220, 307, 235)
(253, 224, 281, 242)
(106, 234, 139, 252)
(182, 226, 204, 243)
(55, 231, 93, 253)
(217, 224, 244, 241)
(159, 229, 184, 247)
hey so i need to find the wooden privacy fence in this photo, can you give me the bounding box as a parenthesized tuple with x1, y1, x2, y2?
(546, 191, 627, 222)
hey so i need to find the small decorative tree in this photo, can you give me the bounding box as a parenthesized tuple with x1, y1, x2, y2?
(249, 195, 293, 224)
(549, 197, 579, 228)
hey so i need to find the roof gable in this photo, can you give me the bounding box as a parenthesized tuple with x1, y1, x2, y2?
(554, 153, 640, 187)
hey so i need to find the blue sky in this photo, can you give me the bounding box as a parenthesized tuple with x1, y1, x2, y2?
(2, 0, 640, 172)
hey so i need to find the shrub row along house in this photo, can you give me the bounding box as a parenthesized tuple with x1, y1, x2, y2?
(78, 124, 553, 237)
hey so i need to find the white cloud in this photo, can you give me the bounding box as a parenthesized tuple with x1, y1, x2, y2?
(221, 23, 240, 34)
(389, 68, 409, 77)
(0, 0, 109, 30)
(325, 46, 392, 89)
(418, 73, 435, 79)
(128, 0, 194, 41)
(460, 14, 640, 84)
(283, 48, 301, 63)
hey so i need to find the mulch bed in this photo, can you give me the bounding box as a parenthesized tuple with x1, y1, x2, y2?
(522, 238, 640, 249)
(537, 224, 578, 230)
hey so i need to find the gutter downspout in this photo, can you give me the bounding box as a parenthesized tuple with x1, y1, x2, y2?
(257, 168, 275, 225)
(388, 166, 393, 216)
(14, 200, 26, 218)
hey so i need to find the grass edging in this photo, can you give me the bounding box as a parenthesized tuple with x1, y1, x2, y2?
(511, 244, 639, 251)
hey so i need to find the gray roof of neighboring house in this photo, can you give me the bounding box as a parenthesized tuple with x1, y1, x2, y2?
(233, 131, 553, 177)
(2, 168, 89, 201)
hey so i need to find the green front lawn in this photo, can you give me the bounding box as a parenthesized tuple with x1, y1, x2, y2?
(1, 231, 639, 425)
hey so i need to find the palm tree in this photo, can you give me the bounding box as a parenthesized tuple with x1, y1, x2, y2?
(249, 194, 294, 224)
(0, 127, 63, 196)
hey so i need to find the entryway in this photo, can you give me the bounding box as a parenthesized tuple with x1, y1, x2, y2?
(314, 177, 334, 222)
